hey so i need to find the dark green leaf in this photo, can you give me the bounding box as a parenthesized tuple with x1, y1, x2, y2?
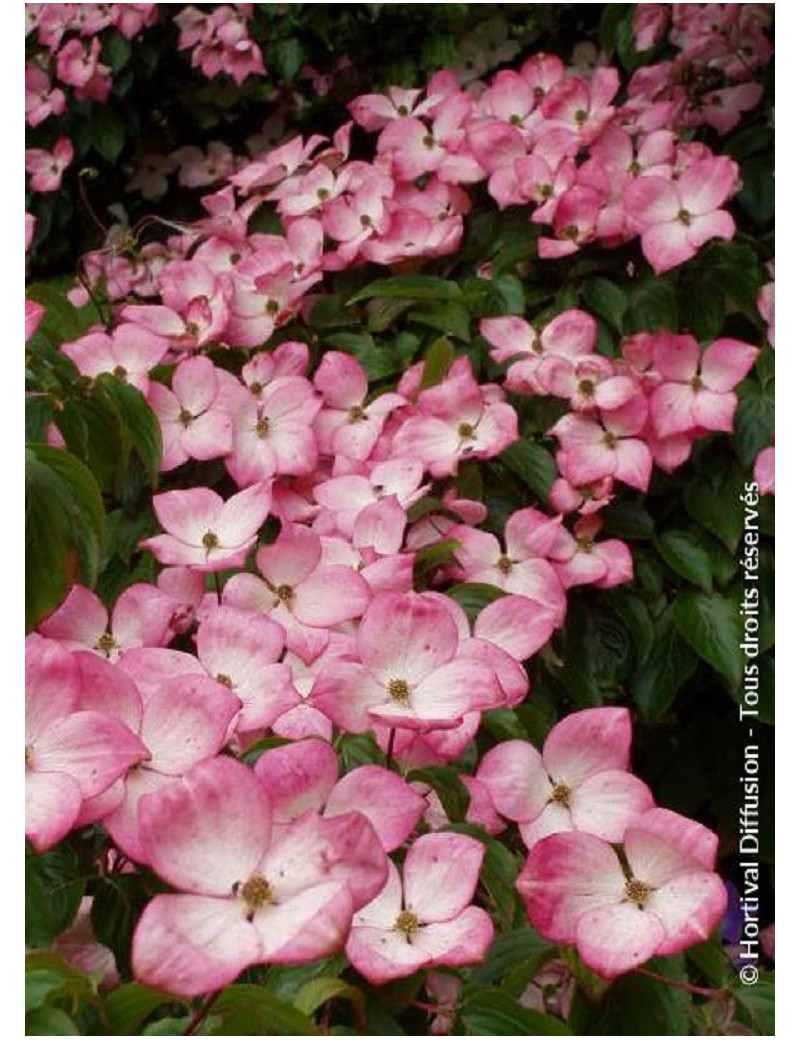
(460, 987, 571, 1035)
(420, 336, 454, 389)
(684, 473, 742, 552)
(655, 531, 714, 591)
(103, 983, 184, 1036)
(673, 590, 743, 689)
(26, 1006, 80, 1035)
(210, 986, 318, 1035)
(26, 845, 86, 947)
(733, 974, 775, 1035)
(583, 277, 628, 333)
(348, 275, 462, 305)
(569, 957, 689, 1035)
(293, 977, 365, 1019)
(91, 875, 150, 977)
(91, 105, 127, 163)
(272, 38, 306, 80)
(95, 375, 162, 487)
(735, 379, 774, 468)
(631, 609, 698, 718)
(601, 501, 655, 540)
(446, 582, 505, 618)
(471, 927, 557, 986)
(605, 589, 654, 668)
(406, 765, 469, 822)
(500, 440, 557, 502)
(408, 301, 472, 341)
(625, 278, 679, 333)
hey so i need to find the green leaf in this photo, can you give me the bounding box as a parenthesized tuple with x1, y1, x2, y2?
(471, 927, 557, 986)
(445, 824, 520, 932)
(210, 986, 318, 1035)
(632, 608, 699, 718)
(406, 765, 469, 822)
(25, 845, 86, 947)
(91, 105, 127, 163)
(408, 301, 472, 341)
(569, 957, 689, 1034)
(733, 973, 775, 1034)
(446, 582, 505, 618)
(26, 395, 54, 442)
(348, 275, 462, 305)
(655, 531, 714, 591)
(26, 283, 92, 343)
(582, 277, 628, 333)
(272, 38, 306, 80)
(95, 374, 163, 487)
(684, 473, 742, 552)
(103, 983, 184, 1036)
(500, 440, 557, 502)
(625, 278, 679, 333)
(26, 1006, 80, 1035)
(735, 378, 774, 468)
(737, 153, 775, 228)
(420, 336, 454, 389)
(460, 987, 571, 1035)
(600, 501, 655, 540)
(605, 589, 654, 669)
(91, 875, 151, 977)
(293, 977, 365, 1020)
(673, 590, 743, 689)
(599, 2, 633, 55)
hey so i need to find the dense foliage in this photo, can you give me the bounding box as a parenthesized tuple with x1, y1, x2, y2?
(25, 4, 775, 1035)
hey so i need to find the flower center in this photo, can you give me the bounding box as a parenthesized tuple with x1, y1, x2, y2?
(563, 223, 580, 241)
(387, 677, 411, 702)
(235, 874, 274, 920)
(602, 430, 618, 449)
(496, 554, 513, 574)
(394, 909, 420, 936)
(265, 299, 280, 316)
(458, 422, 476, 440)
(691, 375, 704, 392)
(94, 631, 118, 657)
(112, 365, 128, 380)
(179, 408, 194, 428)
(255, 417, 270, 437)
(216, 673, 234, 688)
(249, 381, 263, 396)
(422, 133, 436, 149)
(275, 584, 294, 603)
(25, 745, 33, 767)
(316, 187, 330, 201)
(348, 404, 367, 423)
(578, 378, 595, 398)
(677, 208, 692, 226)
(202, 531, 220, 552)
(550, 782, 571, 805)
(625, 877, 652, 910)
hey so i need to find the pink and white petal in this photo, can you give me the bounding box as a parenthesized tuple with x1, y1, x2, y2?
(404, 832, 485, 922)
(411, 906, 494, 967)
(25, 769, 83, 852)
(505, 559, 566, 621)
(576, 902, 665, 979)
(256, 524, 322, 587)
(292, 566, 371, 627)
(353, 860, 403, 930)
(480, 316, 536, 362)
(33, 711, 146, 798)
(153, 488, 222, 543)
(516, 832, 624, 943)
(650, 383, 697, 439)
(253, 739, 338, 825)
(74, 652, 143, 731)
(197, 605, 285, 676)
(651, 333, 699, 383)
(346, 923, 430, 985)
(626, 807, 719, 872)
(310, 661, 387, 734)
(640, 222, 694, 274)
(543, 707, 632, 787)
(353, 497, 406, 556)
(518, 801, 575, 848)
(623, 176, 679, 226)
(172, 356, 219, 415)
(409, 658, 502, 722)
(649, 871, 727, 955)
(613, 438, 653, 492)
(254, 880, 355, 963)
(216, 482, 273, 546)
(691, 388, 737, 433)
(570, 770, 655, 842)
(116, 647, 205, 702)
(142, 676, 240, 774)
(132, 893, 261, 998)
(38, 585, 107, 649)
(476, 740, 551, 823)
(112, 584, 177, 650)
(139, 756, 272, 896)
(358, 592, 458, 686)
(139, 535, 208, 568)
(182, 409, 233, 461)
(700, 338, 759, 393)
(103, 767, 175, 864)
(25, 638, 81, 741)
(678, 157, 738, 216)
(685, 210, 736, 251)
(474, 595, 557, 661)
(458, 639, 529, 707)
(325, 766, 425, 852)
(542, 309, 598, 359)
(314, 351, 367, 409)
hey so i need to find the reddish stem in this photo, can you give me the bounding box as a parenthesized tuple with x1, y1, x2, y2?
(634, 967, 728, 1000)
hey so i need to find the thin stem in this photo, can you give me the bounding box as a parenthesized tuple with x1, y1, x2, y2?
(77, 169, 109, 239)
(77, 266, 111, 329)
(212, 571, 222, 606)
(385, 727, 396, 769)
(183, 991, 221, 1036)
(634, 967, 728, 1000)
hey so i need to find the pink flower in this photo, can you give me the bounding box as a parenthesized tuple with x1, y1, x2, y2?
(313, 352, 404, 461)
(623, 157, 739, 273)
(62, 325, 168, 395)
(25, 137, 74, 193)
(478, 708, 653, 848)
(551, 396, 653, 492)
(141, 483, 272, 571)
(149, 356, 234, 471)
(649, 334, 759, 439)
(310, 591, 502, 734)
(517, 808, 727, 978)
(132, 756, 388, 997)
(346, 833, 494, 984)
(25, 64, 65, 127)
(38, 583, 177, 660)
(26, 638, 147, 851)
